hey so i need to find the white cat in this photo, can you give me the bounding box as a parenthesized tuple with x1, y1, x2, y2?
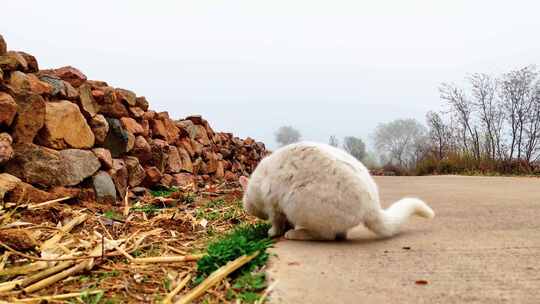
(239, 142, 434, 241)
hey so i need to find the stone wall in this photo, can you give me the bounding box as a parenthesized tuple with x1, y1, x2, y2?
(0, 34, 267, 204)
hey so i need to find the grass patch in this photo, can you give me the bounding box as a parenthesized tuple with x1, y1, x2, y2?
(149, 186, 179, 197)
(103, 210, 122, 221)
(226, 272, 267, 303)
(195, 222, 272, 283)
(131, 205, 163, 216)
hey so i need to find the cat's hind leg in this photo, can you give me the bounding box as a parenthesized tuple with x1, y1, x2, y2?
(268, 212, 288, 238)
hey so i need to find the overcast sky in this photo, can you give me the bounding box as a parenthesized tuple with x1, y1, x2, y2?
(3, 1, 540, 149)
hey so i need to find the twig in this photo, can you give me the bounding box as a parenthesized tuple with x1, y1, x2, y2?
(23, 261, 88, 293)
(27, 196, 72, 210)
(0, 261, 48, 276)
(163, 274, 191, 304)
(123, 187, 130, 217)
(13, 290, 103, 302)
(132, 254, 203, 264)
(41, 214, 88, 251)
(175, 251, 259, 304)
(255, 280, 279, 304)
(0, 279, 23, 293)
(20, 260, 75, 287)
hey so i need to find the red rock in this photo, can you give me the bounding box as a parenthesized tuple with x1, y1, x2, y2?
(89, 114, 109, 143)
(216, 161, 225, 179)
(78, 83, 99, 117)
(165, 146, 182, 174)
(0, 51, 27, 71)
(142, 110, 156, 120)
(144, 166, 162, 185)
(186, 115, 204, 125)
(37, 101, 95, 149)
(0, 228, 35, 251)
(124, 156, 146, 187)
(126, 131, 135, 153)
(12, 94, 46, 144)
(91, 89, 104, 101)
(121, 117, 144, 135)
(0, 34, 6, 55)
(160, 174, 174, 188)
(101, 86, 116, 104)
(87, 80, 109, 88)
(92, 148, 113, 170)
(99, 100, 129, 118)
(177, 147, 193, 173)
(109, 159, 128, 199)
(172, 173, 195, 187)
(4, 180, 52, 204)
(115, 88, 136, 106)
(151, 119, 168, 140)
(0, 92, 17, 127)
(178, 137, 194, 157)
(128, 106, 145, 118)
(191, 138, 203, 155)
(8, 71, 52, 95)
(18, 52, 38, 72)
(46, 66, 87, 87)
(224, 171, 237, 182)
(150, 139, 168, 172)
(135, 96, 149, 111)
(141, 119, 150, 137)
(0, 133, 13, 165)
(131, 135, 152, 163)
(194, 125, 211, 145)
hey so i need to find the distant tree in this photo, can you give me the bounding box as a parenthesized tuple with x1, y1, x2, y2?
(343, 136, 366, 160)
(275, 126, 301, 146)
(373, 119, 427, 168)
(328, 135, 340, 147)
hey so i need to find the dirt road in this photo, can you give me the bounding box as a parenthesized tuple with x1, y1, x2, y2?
(267, 176, 540, 304)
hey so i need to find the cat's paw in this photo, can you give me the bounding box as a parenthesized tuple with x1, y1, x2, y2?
(268, 226, 284, 238)
(284, 228, 316, 241)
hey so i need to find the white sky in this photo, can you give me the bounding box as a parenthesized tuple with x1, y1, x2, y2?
(3, 1, 540, 149)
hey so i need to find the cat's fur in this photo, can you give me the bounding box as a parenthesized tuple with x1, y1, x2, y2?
(239, 142, 434, 241)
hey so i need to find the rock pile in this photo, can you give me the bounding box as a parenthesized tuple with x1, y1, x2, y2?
(0, 34, 267, 204)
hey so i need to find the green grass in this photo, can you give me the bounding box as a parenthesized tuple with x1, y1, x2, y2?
(195, 223, 272, 283)
(149, 186, 179, 197)
(102, 210, 122, 221)
(225, 272, 267, 303)
(131, 205, 163, 215)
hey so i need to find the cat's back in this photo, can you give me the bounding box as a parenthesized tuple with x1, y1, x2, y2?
(257, 142, 370, 183)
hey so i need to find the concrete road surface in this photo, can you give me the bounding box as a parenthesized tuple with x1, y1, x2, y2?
(267, 176, 540, 304)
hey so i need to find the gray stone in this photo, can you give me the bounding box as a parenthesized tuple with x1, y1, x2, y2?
(92, 171, 116, 203)
(102, 118, 130, 157)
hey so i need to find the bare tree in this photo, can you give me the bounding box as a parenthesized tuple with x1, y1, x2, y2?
(342, 136, 366, 160)
(499, 66, 539, 161)
(275, 126, 301, 146)
(373, 119, 427, 168)
(426, 111, 449, 160)
(440, 83, 481, 160)
(328, 135, 340, 147)
(469, 73, 503, 159)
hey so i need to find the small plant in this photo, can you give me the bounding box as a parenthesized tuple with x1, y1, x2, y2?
(131, 205, 162, 216)
(195, 223, 273, 283)
(163, 277, 172, 292)
(103, 210, 122, 221)
(80, 290, 104, 304)
(226, 273, 267, 303)
(150, 186, 179, 197)
(183, 192, 196, 204)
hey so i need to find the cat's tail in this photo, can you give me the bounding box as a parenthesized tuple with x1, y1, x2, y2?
(364, 198, 435, 238)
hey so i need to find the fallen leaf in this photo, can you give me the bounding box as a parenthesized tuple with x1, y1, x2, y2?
(415, 280, 428, 285)
(402, 246, 411, 250)
(287, 261, 300, 266)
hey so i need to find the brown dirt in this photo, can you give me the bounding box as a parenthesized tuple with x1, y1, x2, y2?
(267, 175, 540, 304)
